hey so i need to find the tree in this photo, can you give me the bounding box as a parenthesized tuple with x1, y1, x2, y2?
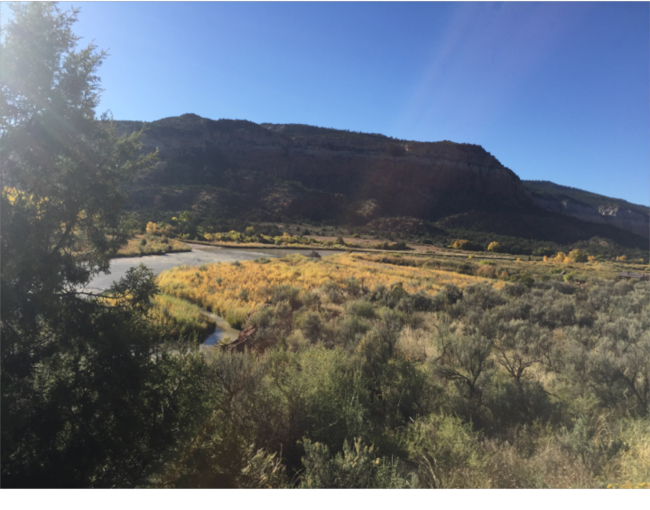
(568, 249, 588, 263)
(487, 241, 501, 253)
(1, 3, 206, 487)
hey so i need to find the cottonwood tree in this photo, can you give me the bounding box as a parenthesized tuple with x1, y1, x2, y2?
(1, 3, 206, 487)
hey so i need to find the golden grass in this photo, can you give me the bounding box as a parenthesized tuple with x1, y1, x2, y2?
(156, 253, 498, 323)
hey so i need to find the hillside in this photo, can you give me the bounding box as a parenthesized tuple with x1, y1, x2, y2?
(116, 114, 648, 250)
(524, 180, 649, 238)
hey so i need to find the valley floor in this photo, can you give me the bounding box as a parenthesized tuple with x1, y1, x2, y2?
(141, 245, 650, 488)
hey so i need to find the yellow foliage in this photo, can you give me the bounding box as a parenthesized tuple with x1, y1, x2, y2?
(606, 482, 649, 489)
(487, 242, 501, 252)
(3, 186, 49, 213)
(146, 222, 159, 234)
(553, 252, 567, 263)
(452, 239, 472, 250)
(156, 253, 498, 321)
(616, 255, 628, 262)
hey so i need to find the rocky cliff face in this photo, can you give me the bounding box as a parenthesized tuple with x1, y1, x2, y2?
(117, 114, 533, 223)
(525, 181, 649, 238)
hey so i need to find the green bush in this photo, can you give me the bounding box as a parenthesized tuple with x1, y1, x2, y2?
(399, 414, 488, 488)
(299, 438, 412, 488)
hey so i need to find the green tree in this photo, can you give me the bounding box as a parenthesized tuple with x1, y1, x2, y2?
(1, 3, 206, 487)
(568, 249, 588, 263)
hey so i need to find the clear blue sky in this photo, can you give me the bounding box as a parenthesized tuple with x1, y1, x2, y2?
(11, 2, 650, 206)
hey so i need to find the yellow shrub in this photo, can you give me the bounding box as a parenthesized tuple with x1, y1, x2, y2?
(156, 254, 500, 325)
(487, 242, 501, 252)
(146, 222, 159, 234)
(554, 252, 567, 263)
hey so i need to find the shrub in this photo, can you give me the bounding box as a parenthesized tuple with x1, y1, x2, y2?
(372, 241, 410, 251)
(335, 315, 371, 349)
(554, 252, 570, 263)
(271, 285, 303, 309)
(513, 272, 535, 288)
(247, 306, 274, 329)
(146, 221, 159, 234)
(476, 265, 497, 278)
(569, 249, 588, 263)
(444, 284, 463, 305)
(451, 239, 479, 251)
(344, 277, 363, 297)
(487, 242, 502, 253)
(345, 299, 376, 319)
(225, 308, 247, 329)
(299, 438, 412, 488)
(299, 312, 324, 343)
(399, 414, 489, 488)
(320, 281, 345, 305)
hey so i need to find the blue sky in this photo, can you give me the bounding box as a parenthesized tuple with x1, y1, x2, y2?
(10, 2, 650, 206)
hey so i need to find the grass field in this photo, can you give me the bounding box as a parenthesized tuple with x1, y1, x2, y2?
(154, 247, 648, 331)
(156, 252, 503, 328)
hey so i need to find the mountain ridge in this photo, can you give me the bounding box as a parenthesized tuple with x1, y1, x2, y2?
(115, 114, 648, 246)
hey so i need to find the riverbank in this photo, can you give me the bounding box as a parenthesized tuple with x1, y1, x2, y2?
(187, 238, 358, 252)
(114, 234, 191, 258)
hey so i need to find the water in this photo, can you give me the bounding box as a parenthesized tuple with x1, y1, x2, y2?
(203, 330, 223, 346)
(202, 311, 241, 347)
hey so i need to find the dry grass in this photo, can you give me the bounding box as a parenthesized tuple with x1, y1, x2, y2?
(156, 253, 496, 327)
